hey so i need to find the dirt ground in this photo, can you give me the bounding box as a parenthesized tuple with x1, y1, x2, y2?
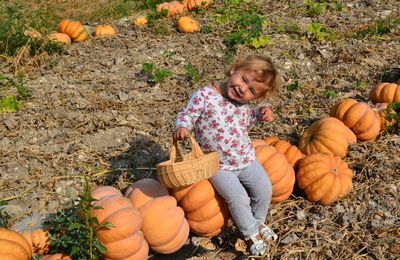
(1, 1, 399, 259)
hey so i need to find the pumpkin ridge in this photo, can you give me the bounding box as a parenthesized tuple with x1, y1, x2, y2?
(319, 174, 341, 205)
(305, 173, 334, 202)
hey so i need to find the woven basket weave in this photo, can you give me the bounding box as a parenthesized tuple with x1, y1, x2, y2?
(156, 137, 220, 189)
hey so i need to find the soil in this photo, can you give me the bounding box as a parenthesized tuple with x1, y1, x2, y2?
(1, 1, 399, 259)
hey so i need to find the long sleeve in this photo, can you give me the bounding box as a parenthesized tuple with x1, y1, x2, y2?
(247, 107, 261, 126)
(175, 89, 205, 131)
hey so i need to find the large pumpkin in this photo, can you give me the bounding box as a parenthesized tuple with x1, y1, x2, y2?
(299, 117, 357, 158)
(156, 1, 186, 17)
(330, 98, 381, 141)
(178, 16, 200, 33)
(252, 137, 305, 169)
(11, 213, 50, 255)
(57, 19, 89, 43)
(170, 179, 229, 237)
(0, 228, 32, 260)
(125, 178, 189, 254)
(297, 153, 353, 205)
(254, 144, 296, 203)
(93, 25, 116, 37)
(91, 186, 148, 260)
(183, 0, 212, 10)
(369, 82, 400, 104)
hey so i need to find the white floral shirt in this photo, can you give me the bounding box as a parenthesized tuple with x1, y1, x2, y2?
(175, 85, 260, 170)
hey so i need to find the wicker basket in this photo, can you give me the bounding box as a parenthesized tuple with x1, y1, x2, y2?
(156, 137, 220, 189)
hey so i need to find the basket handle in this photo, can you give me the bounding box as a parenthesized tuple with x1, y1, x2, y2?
(170, 136, 204, 162)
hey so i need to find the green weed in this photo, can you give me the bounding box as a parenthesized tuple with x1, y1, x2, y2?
(287, 82, 300, 91)
(0, 74, 30, 113)
(354, 16, 400, 38)
(351, 81, 368, 91)
(304, 0, 326, 17)
(43, 180, 110, 259)
(0, 200, 12, 228)
(184, 64, 201, 84)
(306, 22, 336, 42)
(386, 102, 400, 135)
(323, 90, 340, 98)
(141, 63, 173, 83)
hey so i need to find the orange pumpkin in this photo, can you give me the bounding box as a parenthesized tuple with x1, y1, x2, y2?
(134, 17, 148, 26)
(170, 179, 230, 237)
(47, 33, 71, 44)
(253, 137, 305, 169)
(125, 178, 189, 254)
(93, 25, 116, 37)
(156, 1, 186, 18)
(255, 144, 296, 203)
(11, 213, 49, 255)
(369, 82, 400, 104)
(40, 253, 71, 260)
(297, 153, 353, 205)
(183, 0, 212, 10)
(299, 117, 357, 158)
(330, 98, 381, 141)
(91, 186, 148, 260)
(0, 228, 32, 260)
(178, 16, 200, 33)
(57, 19, 88, 42)
(373, 103, 397, 131)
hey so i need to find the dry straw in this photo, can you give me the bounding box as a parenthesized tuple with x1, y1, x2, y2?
(156, 136, 219, 188)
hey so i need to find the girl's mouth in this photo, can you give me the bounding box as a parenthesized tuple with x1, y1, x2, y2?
(232, 87, 241, 98)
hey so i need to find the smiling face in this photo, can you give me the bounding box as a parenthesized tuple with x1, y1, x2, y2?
(224, 68, 270, 104)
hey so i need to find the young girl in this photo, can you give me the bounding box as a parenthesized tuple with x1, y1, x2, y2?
(173, 54, 282, 256)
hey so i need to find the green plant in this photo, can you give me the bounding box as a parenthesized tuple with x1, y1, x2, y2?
(0, 200, 11, 228)
(306, 22, 336, 42)
(0, 74, 30, 113)
(304, 0, 326, 17)
(184, 64, 201, 83)
(287, 82, 300, 91)
(386, 102, 400, 134)
(323, 90, 340, 98)
(0, 1, 64, 57)
(141, 63, 173, 83)
(43, 180, 111, 259)
(354, 16, 400, 38)
(351, 81, 368, 91)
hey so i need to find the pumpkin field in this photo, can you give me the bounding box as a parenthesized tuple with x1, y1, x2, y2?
(0, 0, 399, 259)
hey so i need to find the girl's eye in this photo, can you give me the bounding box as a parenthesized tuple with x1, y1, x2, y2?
(242, 76, 247, 83)
(249, 88, 255, 95)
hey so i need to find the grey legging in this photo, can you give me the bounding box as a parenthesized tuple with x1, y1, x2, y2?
(210, 159, 272, 237)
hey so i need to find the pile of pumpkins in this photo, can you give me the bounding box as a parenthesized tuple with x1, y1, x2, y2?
(1, 83, 398, 259)
(252, 82, 399, 206)
(134, 0, 212, 33)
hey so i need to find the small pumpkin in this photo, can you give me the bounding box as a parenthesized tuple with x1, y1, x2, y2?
(40, 253, 71, 260)
(297, 153, 353, 205)
(91, 186, 149, 260)
(253, 137, 305, 169)
(0, 228, 32, 260)
(170, 179, 230, 237)
(183, 0, 212, 10)
(178, 16, 200, 33)
(11, 213, 50, 255)
(125, 178, 189, 254)
(369, 82, 400, 104)
(57, 19, 89, 43)
(156, 1, 186, 18)
(373, 103, 397, 131)
(93, 25, 116, 37)
(299, 117, 357, 158)
(134, 17, 148, 26)
(330, 98, 381, 141)
(255, 144, 296, 203)
(47, 33, 71, 44)
(24, 29, 42, 39)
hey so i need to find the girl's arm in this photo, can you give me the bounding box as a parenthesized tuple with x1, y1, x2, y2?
(175, 89, 205, 132)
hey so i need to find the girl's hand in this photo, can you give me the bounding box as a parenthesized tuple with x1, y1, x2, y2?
(173, 127, 190, 140)
(259, 106, 274, 122)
